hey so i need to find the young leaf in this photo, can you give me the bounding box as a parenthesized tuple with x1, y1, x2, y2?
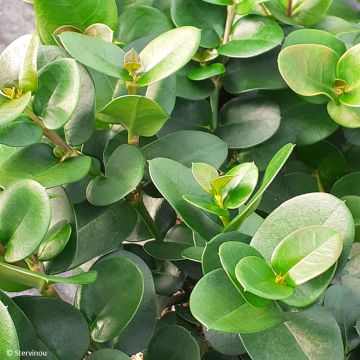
(327, 101, 360, 128)
(137, 27, 201, 86)
(0, 301, 20, 360)
(278, 44, 340, 103)
(225, 143, 295, 231)
(190, 269, 285, 333)
(87, 144, 145, 206)
(188, 63, 226, 81)
(218, 15, 284, 58)
(79, 257, 144, 342)
(336, 44, 360, 107)
(183, 194, 229, 217)
(219, 242, 269, 307)
(0, 92, 32, 126)
(192, 162, 219, 193)
(37, 221, 72, 261)
(0, 180, 51, 263)
(271, 225, 343, 286)
(235, 256, 294, 300)
(100, 95, 168, 137)
(59, 32, 130, 79)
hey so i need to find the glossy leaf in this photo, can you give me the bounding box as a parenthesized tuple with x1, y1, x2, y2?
(87, 144, 145, 206)
(216, 95, 281, 149)
(138, 26, 201, 86)
(59, 32, 130, 79)
(190, 269, 285, 333)
(218, 15, 283, 58)
(79, 257, 144, 342)
(144, 241, 190, 261)
(34, 0, 118, 44)
(0, 92, 32, 126)
(271, 225, 343, 286)
(0, 301, 19, 360)
(188, 63, 226, 81)
(235, 256, 294, 300)
(0, 143, 91, 188)
(219, 241, 269, 307)
(100, 95, 168, 137)
(183, 194, 229, 216)
(192, 162, 219, 193)
(0, 180, 51, 263)
(149, 158, 223, 240)
(225, 143, 295, 231)
(278, 44, 339, 102)
(327, 101, 360, 128)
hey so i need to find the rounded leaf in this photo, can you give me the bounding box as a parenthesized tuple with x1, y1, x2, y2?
(0, 301, 19, 360)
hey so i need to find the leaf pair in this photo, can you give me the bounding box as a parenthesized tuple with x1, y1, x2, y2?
(235, 226, 343, 301)
(183, 162, 258, 220)
(59, 26, 201, 86)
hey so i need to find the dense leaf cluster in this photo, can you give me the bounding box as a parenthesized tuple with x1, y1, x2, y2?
(1, 0, 360, 359)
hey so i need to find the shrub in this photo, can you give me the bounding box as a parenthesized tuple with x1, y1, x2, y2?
(1, 0, 360, 359)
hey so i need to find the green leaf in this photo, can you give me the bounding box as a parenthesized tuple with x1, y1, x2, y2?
(171, 0, 225, 48)
(188, 63, 226, 81)
(0, 115, 43, 146)
(138, 27, 201, 86)
(235, 256, 294, 300)
(0, 301, 19, 360)
(37, 221, 72, 261)
(89, 349, 130, 360)
(146, 325, 200, 360)
(0, 92, 32, 126)
(216, 95, 281, 149)
(0, 143, 91, 188)
(202, 0, 232, 5)
(59, 32, 130, 79)
(149, 158, 223, 240)
(271, 225, 343, 286)
(283, 29, 347, 56)
(218, 15, 283, 58)
(100, 95, 168, 137)
(240, 305, 344, 360)
(337, 44, 360, 107)
(34, 0, 118, 44)
(251, 193, 355, 307)
(225, 143, 295, 231)
(202, 232, 251, 274)
(278, 44, 340, 102)
(33, 59, 81, 129)
(223, 49, 287, 94)
(332, 172, 360, 198)
(266, 0, 333, 26)
(190, 269, 285, 333)
(142, 131, 228, 171)
(343, 196, 360, 242)
(219, 242, 269, 307)
(116, 6, 173, 44)
(183, 194, 229, 217)
(0, 180, 51, 263)
(14, 296, 90, 360)
(79, 257, 144, 342)
(182, 246, 204, 262)
(0, 259, 97, 289)
(192, 162, 219, 193)
(144, 241, 191, 261)
(327, 101, 360, 128)
(87, 144, 145, 206)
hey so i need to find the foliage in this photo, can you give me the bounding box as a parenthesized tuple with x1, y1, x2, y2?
(1, 0, 360, 359)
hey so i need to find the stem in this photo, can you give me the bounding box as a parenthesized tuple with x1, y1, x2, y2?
(25, 108, 78, 157)
(223, 4, 236, 46)
(128, 191, 164, 242)
(287, 0, 293, 17)
(128, 133, 140, 146)
(0, 245, 5, 257)
(315, 170, 325, 193)
(126, 81, 138, 95)
(210, 80, 221, 131)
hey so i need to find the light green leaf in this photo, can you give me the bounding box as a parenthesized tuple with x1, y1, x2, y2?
(188, 63, 226, 81)
(278, 44, 340, 102)
(0, 92, 32, 126)
(218, 15, 284, 58)
(235, 256, 294, 300)
(190, 269, 285, 333)
(271, 225, 343, 286)
(59, 32, 130, 79)
(138, 26, 201, 86)
(34, 0, 118, 44)
(100, 95, 168, 137)
(0, 301, 19, 360)
(225, 143, 295, 231)
(192, 162, 219, 193)
(327, 101, 360, 128)
(79, 257, 144, 342)
(0, 143, 91, 188)
(87, 144, 145, 206)
(0, 180, 51, 263)
(183, 194, 229, 216)
(33, 59, 81, 129)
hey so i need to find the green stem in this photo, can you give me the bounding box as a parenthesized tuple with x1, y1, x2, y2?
(129, 192, 164, 242)
(315, 170, 325, 193)
(223, 4, 236, 46)
(210, 81, 221, 131)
